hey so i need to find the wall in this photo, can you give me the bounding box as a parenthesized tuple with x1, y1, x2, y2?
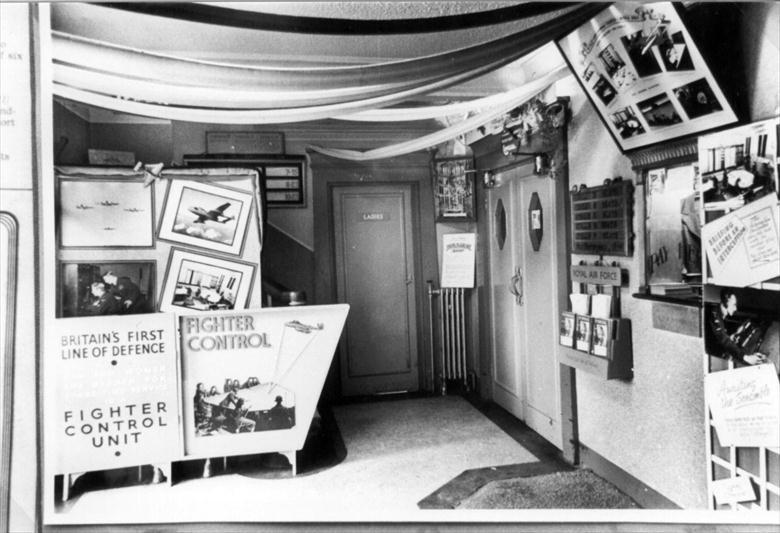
(556, 2, 780, 509)
(52, 103, 89, 165)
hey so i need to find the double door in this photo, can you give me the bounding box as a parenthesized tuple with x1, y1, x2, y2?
(487, 164, 565, 449)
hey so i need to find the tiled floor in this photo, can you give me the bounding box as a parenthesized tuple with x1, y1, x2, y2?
(48, 395, 541, 524)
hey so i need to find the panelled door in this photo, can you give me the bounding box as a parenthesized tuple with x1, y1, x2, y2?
(332, 184, 420, 395)
(488, 164, 563, 449)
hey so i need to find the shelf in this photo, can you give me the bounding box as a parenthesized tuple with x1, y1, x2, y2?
(632, 292, 701, 308)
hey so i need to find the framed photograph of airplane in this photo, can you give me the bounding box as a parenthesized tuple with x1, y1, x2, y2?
(157, 180, 254, 256)
(158, 248, 255, 314)
(57, 175, 155, 248)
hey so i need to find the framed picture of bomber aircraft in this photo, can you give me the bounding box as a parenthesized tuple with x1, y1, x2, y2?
(157, 180, 254, 256)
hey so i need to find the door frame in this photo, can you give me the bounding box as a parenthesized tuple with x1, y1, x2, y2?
(309, 151, 439, 398)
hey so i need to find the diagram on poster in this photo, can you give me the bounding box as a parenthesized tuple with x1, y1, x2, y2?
(46, 314, 180, 474)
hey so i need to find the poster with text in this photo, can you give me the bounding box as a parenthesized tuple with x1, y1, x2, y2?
(180, 304, 349, 458)
(440, 233, 476, 288)
(702, 193, 780, 287)
(45, 313, 180, 474)
(557, 2, 737, 151)
(705, 363, 780, 449)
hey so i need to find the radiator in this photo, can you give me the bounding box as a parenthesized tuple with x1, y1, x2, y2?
(438, 287, 468, 393)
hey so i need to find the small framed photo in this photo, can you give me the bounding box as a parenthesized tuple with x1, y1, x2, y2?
(591, 318, 612, 357)
(58, 260, 156, 318)
(158, 180, 254, 256)
(575, 315, 593, 353)
(159, 248, 255, 313)
(433, 157, 476, 222)
(560, 312, 575, 347)
(58, 176, 155, 248)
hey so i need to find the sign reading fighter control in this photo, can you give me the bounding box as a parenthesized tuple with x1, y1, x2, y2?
(180, 305, 349, 458)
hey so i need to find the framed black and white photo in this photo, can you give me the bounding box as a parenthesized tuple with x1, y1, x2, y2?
(557, 2, 737, 152)
(158, 180, 254, 256)
(58, 260, 156, 318)
(159, 248, 255, 314)
(58, 176, 155, 248)
(433, 157, 476, 222)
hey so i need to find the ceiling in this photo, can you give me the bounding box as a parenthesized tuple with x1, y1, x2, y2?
(51, 2, 572, 123)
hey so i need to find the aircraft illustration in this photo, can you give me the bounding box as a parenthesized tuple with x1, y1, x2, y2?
(75, 204, 94, 210)
(124, 207, 143, 212)
(189, 202, 234, 224)
(103, 227, 116, 231)
(100, 200, 119, 206)
(285, 320, 324, 334)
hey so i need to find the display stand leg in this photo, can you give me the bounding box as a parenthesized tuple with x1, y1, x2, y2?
(280, 451, 297, 476)
(62, 473, 70, 502)
(151, 463, 170, 485)
(202, 458, 212, 478)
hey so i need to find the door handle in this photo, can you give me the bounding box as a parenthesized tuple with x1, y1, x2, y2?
(509, 267, 523, 305)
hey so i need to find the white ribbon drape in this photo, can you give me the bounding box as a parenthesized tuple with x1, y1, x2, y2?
(306, 65, 567, 161)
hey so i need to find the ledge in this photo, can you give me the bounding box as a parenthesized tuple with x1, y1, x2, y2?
(631, 292, 701, 308)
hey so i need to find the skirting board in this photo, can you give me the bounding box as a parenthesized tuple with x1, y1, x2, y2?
(579, 444, 680, 510)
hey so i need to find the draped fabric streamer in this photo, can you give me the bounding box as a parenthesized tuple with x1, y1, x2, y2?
(306, 65, 568, 161)
(104, 2, 580, 35)
(51, 3, 604, 160)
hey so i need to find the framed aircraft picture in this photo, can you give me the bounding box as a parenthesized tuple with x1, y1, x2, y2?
(58, 175, 155, 248)
(556, 2, 737, 152)
(158, 180, 254, 256)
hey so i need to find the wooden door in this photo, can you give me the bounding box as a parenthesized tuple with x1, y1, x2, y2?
(332, 184, 419, 395)
(488, 167, 525, 418)
(487, 165, 563, 449)
(517, 174, 563, 449)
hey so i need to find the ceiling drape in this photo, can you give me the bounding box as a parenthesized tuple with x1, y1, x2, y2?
(52, 2, 604, 159)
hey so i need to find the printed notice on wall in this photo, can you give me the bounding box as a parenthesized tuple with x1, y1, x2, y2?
(46, 314, 180, 474)
(702, 194, 780, 287)
(0, 3, 33, 189)
(440, 233, 476, 288)
(704, 363, 780, 449)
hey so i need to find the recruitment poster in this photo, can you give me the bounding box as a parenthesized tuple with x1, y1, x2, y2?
(180, 304, 349, 458)
(46, 313, 180, 474)
(704, 364, 780, 449)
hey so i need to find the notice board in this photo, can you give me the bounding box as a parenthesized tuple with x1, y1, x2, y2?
(570, 180, 634, 256)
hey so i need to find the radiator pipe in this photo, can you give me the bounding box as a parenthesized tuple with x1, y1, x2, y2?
(426, 281, 439, 394)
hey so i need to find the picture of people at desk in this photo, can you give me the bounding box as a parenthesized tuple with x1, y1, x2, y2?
(193, 378, 295, 437)
(172, 260, 241, 311)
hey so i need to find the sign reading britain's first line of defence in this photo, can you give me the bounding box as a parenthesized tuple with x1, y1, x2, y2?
(47, 313, 180, 474)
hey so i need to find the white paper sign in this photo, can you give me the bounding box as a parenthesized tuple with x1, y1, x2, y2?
(440, 233, 476, 288)
(711, 476, 756, 505)
(46, 313, 180, 474)
(705, 363, 780, 448)
(702, 194, 780, 287)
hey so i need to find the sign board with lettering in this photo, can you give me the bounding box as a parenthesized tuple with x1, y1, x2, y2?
(705, 364, 780, 448)
(45, 313, 180, 474)
(179, 304, 349, 458)
(570, 264, 624, 286)
(570, 180, 634, 256)
(701, 194, 780, 287)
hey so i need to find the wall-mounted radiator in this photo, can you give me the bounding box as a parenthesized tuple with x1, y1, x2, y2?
(428, 284, 469, 395)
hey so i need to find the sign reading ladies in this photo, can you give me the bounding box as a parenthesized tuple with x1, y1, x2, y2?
(46, 314, 180, 474)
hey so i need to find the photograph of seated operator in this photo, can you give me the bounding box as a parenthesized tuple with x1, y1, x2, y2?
(705, 288, 769, 367)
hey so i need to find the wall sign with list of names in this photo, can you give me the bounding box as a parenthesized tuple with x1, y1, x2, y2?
(571, 180, 634, 256)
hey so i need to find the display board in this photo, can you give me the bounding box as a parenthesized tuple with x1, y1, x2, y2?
(570, 180, 634, 256)
(557, 2, 737, 152)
